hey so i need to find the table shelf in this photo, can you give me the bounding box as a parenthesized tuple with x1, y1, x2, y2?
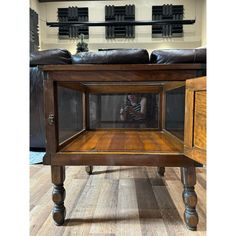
(60, 130, 183, 154)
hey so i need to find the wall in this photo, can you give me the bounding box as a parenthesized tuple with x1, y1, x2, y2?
(36, 0, 205, 54)
(200, 0, 206, 46)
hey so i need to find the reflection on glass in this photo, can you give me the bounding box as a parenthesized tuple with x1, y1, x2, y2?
(120, 94, 147, 122)
(57, 86, 83, 143)
(89, 93, 159, 128)
(165, 86, 185, 140)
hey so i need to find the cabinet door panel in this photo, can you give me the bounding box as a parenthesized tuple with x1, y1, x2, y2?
(184, 89, 194, 147)
(184, 77, 206, 164)
(194, 91, 206, 150)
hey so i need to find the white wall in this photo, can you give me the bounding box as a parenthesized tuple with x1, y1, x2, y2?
(36, 0, 205, 54)
(200, 0, 206, 46)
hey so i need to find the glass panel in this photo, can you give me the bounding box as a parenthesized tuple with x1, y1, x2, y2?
(165, 86, 185, 140)
(57, 86, 83, 143)
(89, 93, 159, 128)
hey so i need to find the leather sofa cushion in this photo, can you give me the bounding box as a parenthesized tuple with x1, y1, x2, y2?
(72, 49, 149, 64)
(30, 67, 45, 148)
(30, 49, 72, 66)
(150, 48, 206, 64)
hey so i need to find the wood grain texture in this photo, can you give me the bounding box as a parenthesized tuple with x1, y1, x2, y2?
(58, 129, 86, 150)
(181, 167, 198, 231)
(43, 75, 58, 164)
(42, 64, 205, 83)
(194, 91, 206, 150)
(42, 64, 206, 71)
(57, 81, 164, 93)
(51, 129, 195, 166)
(159, 89, 163, 130)
(184, 89, 194, 148)
(30, 165, 206, 235)
(86, 84, 163, 94)
(49, 70, 198, 82)
(51, 166, 66, 225)
(51, 153, 195, 167)
(185, 76, 206, 91)
(61, 130, 183, 153)
(184, 147, 206, 166)
(163, 81, 185, 91)
(184, 77, 207, 165)
(47, 131, 198, 167)
(57, 81, 87, 92)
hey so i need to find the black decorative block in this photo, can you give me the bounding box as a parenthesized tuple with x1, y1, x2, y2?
(152, 4, 184, 38)
(30, 8, 39, 53)
(58, 7, 89, 39)
(105, 5, 135, 39)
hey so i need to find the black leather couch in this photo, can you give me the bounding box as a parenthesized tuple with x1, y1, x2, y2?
(30, 49, 72, 149)
(30, 48, 206, 150)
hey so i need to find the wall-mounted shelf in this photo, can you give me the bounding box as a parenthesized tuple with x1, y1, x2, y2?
(47, 19, 195, 27)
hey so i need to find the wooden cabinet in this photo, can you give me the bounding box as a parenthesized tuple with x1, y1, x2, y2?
(184, 76, 206, 165)
(42, 64, 206, 230)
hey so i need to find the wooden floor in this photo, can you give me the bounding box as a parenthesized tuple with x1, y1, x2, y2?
(30, 165, 206, 236)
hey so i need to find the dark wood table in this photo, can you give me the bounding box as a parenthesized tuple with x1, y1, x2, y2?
(42, 64, 206, 231)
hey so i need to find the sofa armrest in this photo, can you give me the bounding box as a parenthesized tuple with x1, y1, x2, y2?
(30, 49, 72, 66)
(150, 48, 206, 64)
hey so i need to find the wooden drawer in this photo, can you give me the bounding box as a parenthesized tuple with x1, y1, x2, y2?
(184, 77, 206, 164)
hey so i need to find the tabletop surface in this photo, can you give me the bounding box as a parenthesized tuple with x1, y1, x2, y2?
(42, 63, 206, 71)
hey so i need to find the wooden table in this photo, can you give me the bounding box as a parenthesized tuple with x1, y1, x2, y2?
(42, 64, 206, 231)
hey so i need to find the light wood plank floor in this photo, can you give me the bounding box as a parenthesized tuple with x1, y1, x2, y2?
(30, 165, 206, 236)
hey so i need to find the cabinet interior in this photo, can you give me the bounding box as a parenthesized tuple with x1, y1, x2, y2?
(57, 81, 185, 155)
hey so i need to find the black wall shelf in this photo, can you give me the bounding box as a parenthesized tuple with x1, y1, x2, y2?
(47, 19, 195, 27)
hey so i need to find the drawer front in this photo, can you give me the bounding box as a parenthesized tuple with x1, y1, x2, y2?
(184, 77, 206, 165)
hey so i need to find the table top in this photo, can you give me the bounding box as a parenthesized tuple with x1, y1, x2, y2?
(42, 64, 205, 82)
(42, 63, 206, 71)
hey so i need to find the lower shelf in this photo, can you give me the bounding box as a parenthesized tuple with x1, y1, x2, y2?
(60, 130, 183, 154)
(44, 130, 196, 166)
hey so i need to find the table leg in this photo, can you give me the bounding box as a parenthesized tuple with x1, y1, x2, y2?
(181, 166, 199, 231)
(51, 166, 66, 225)
(85, 165, 93, 175)
(157, 166, 165, 176)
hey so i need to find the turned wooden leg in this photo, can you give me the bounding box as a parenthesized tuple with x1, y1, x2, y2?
(51, 166, 66, 226)
(181, 167, 199, 231)
(85, 165, 93, 175)
(157, 167, 165, 176)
